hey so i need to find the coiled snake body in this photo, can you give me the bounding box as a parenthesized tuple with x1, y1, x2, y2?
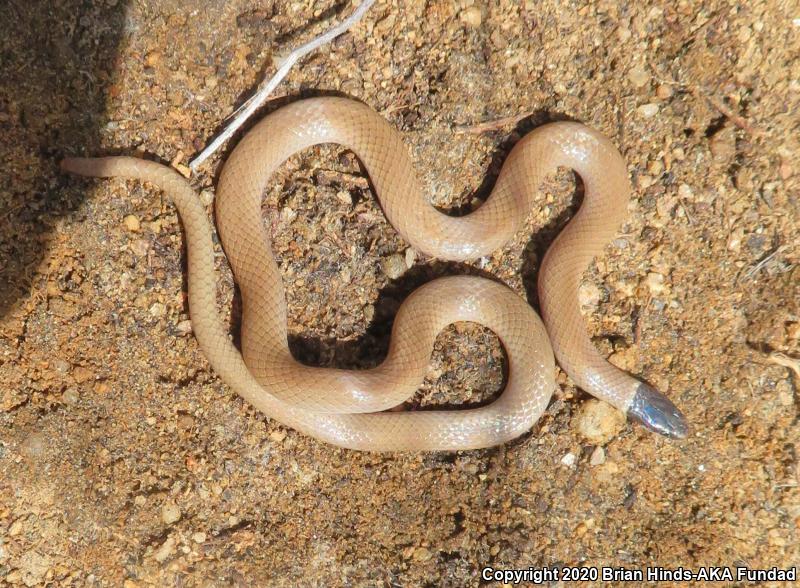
(62, 97, 687, 450)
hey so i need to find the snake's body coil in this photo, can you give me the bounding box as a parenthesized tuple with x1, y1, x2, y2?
(62, 97, 687, 450)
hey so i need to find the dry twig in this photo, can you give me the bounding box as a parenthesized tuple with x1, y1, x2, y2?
(189, 0, 377, 172)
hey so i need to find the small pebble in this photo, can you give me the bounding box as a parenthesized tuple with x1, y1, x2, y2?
(52, 358, 71, 374)
(123, 215, 141, 232)
(589, 446, 606, 466)
(192, 532, 207, 544)
(575, 518, 595, 536)
(62, 388, 80, 404)
(560, 452, 577, 467)
(404, 248, 416, 268)
(177, 414, 195, 429)
(382, 254, 407, 280)
(574, 400, 626, 444)
(644, 272, 667, 294)
(678, 183, 694, 200)
(709, 126, 736, 162)
(460, 6, 482, 27)
(269, 430, 287, 443)
(199, 190, 215, 206)
(628, 64, 650, 88)
(578, 282, 602, 308)
(637, 103, 659, 118)
(130, 239, 149, 257)
(174, 163, 191, 178)
(336, 190, 353, 206)
(161, 501, 181, 525)
(637, 174, 654, 189)
(656, 84, 674, 99)
(144, 51, 161, 67)
(73, 365, 93, 383)
(175, 320, 193, 335)
(647, 159, 664, 176)
(153, 536, 176, 563)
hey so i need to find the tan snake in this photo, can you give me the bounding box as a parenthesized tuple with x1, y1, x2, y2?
(62, 97, 687, 451)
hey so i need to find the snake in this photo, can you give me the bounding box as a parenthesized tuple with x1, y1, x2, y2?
(61, 97, 688, 451)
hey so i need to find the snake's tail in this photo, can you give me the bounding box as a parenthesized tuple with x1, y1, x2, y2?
(627, 383, 689, 439)
(61, 157, 118, 177)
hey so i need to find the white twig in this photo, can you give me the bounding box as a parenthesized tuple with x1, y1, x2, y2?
(189, 0, 377, 172)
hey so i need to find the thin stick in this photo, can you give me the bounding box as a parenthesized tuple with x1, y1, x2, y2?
(189, 0, 377, 173)
(691, 88, 760, 136)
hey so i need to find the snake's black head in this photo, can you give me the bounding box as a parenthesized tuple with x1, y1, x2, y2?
(627, 383, 689, 439)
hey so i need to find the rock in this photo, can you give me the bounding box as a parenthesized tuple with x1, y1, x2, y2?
(144, 51, 161, 67)
(123, 215, 141, 232)
(381, 254, 407, 280)
(336, 190, 353, 206)
(647, 159, 664, 176)
(644, 272, 667, 295)
(18, 550, 51, 587)
(460, 6, 482, 27)
(678, 183, 694, 200)
(161, 501, 181, 525)
(589, 446, 606, 465)
(175, 320, 193, 335)
(269, 430, 287, 443)
(52, 359, 70, 374)
(574, 400, 625, 444)
(404, 248, 416, 268)
(560, 452, 576, 467)
(779, 159, 793, 180)
(130, 239, 149, 257)
(177, 413, 195, 429)
(199, 189, 214, 206)
(656, 84, 674, 99)
(153, 536, 176, 563)
(628, 64, 650, 88)
(72, 366, 94, 383)
(578, 282, 602, 308)
(708, 126, 736, 162)
(192, 532, 207, 544)
(637, 103, 659, 118)
(413, 547, 433, 561)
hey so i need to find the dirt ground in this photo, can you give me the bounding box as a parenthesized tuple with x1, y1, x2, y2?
(1, 0, 799, 586)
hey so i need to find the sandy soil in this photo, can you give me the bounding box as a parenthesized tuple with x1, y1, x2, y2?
(1, 0, 798, 586)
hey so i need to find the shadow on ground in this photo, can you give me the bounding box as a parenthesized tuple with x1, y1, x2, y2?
(0, 0, 128, 316)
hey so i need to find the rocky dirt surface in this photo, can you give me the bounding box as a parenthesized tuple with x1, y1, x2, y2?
(1, 0, 798, 586)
